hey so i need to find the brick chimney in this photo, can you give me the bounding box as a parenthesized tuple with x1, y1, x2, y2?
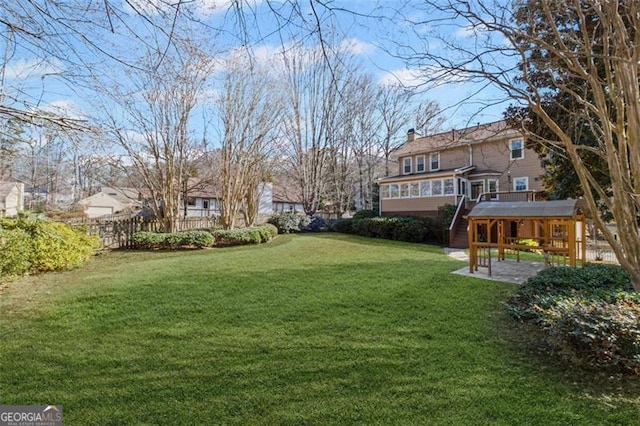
(407, 128, 418, 142)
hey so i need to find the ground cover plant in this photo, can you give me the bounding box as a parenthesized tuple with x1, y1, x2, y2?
(1, 234, 639, 424)
(506, 264, 640, 374)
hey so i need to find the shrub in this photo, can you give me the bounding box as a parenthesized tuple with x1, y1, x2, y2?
(212, 224, 277, 247)
(0, 228, 33, 278)
(268, 212, 310, 233)
(545, 297, 640, 373)
(330, 218, 353, 234)
(334, 215, 440, 244)
(506, 264, 640, 374)
(131, 231, 166, 249)
(352, 209, 377, 220)
(132, 230, 215, 249)
(180, 230, 215, 248)
(31, 223, 97, 272)
(301, 216, 328, 232)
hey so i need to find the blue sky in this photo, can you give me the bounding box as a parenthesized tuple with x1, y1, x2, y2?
(3, 0, 513, 134)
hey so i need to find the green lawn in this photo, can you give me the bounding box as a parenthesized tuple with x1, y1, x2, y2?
(1, 234, 638, 425)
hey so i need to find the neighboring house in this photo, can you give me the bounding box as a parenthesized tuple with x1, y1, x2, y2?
(379, 120, 544, 218)
(0, 181, 25, 217)
(76, 187, 143, 218)
(184, 181, 273, 217)
(272, 180, 304, 214)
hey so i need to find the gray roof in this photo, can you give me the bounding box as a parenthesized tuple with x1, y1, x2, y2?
(467, 199, 586, 219)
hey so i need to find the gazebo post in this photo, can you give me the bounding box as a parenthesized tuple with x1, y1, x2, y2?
(468, 218, 475, 274)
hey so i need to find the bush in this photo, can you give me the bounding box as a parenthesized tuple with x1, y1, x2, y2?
(352, 209, 377, 220)
(0, 214, 98, 278)
(546, 297, 640, 373)
(333, 215, 440, 244)
(131, 231, 166, 249)
(132, 230, 215, 249)
(0, 228, 33, 278)
(212, 224, 278, 247)
(506, 264, 640, 374)
(301, 216, 328, 232)
(180, 230, 215, 248)
(268, 212, 310, 233)
(330, 218, 353, 234)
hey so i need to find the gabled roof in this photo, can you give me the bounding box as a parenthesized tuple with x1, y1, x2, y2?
(394, 120, 521, 157)
(467, 199, 586, 219)
(100, 186, 141, 203)
(272, 179, 302, 203)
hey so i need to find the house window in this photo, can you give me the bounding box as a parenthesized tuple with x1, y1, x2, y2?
(381, 185, 390, 199)
(403, 157, 412, 174)
(400, 183, 409, 197)
(203, 200, 210, 209)
(432, 180, 443, 196)
(488, 179, 499, 199)
(420, 181, 431, 197)
(187, 197, 196, 207)
(416, 155, 425, 173)
(409, 182, 420, 197)
(510, 139, 524, 160)
(430, 152, 440, 171)
(389, 184, 399, 198)
(444, 178, 455, 195)
(514, 177, 528, 191)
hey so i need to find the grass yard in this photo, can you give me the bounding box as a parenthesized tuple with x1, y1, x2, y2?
(1, 233, 639, 425)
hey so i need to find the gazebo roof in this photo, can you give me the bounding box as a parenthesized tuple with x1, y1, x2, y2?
(467, 199, 585, 219)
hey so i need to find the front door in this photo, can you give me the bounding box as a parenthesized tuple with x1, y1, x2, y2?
(471, 181, 484, 201)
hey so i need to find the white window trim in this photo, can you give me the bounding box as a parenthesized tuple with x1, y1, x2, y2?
(513, 176, 529, 191)
(488, 179, 499, 200)
(429, 152, 440, 171)
(509, 138, 524, 160)
(416, 155, 425, 173)
(402, 157, 412, 175)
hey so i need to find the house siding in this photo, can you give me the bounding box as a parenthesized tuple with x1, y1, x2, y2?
(382, 196, 457, 213)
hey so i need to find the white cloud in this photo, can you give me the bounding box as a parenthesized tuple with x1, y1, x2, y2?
(125, 0, 264, 17)
(3, 58, 63, 80)
(40, 99, 84, 120)
(339, 38, 375, 56)
(378, 68, 426, 88)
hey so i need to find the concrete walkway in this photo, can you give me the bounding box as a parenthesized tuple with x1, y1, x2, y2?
(444, 248, 545, 285)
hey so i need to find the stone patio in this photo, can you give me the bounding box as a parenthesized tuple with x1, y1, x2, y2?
(445, 248, 545, 285)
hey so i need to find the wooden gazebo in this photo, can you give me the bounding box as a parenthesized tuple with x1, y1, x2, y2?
(467, 199, 587, 275)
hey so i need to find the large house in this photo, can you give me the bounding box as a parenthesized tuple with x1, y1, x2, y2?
(0, 181, 25, 217)
(379, 120, 544, 217)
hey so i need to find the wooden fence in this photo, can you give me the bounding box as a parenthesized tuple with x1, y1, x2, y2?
(69, 216, 219, 250)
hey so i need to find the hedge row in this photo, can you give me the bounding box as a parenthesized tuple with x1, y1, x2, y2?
(0, 215, 98, 280)
(331, 215, 447, 245)
(506, 264, 640, 374)
(131, 224, 278, 250)
(131, 230, 215, 249)
(212, 224, 278, 246)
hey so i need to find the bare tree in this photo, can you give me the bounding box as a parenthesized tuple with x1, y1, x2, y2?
(214, 57, 282, 229)
(280, 41, 358, 216)
(99, 40, 213, 232)
(406, 1, 640, 289)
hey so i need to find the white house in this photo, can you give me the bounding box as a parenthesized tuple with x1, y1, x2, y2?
(76, 187, 143, 218)
(0, 182, 25, 217)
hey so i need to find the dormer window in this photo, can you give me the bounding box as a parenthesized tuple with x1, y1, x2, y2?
(430, 152, 440, 171)
(403, 157, 412, 174)
(416, 155, 425, 173)
(510, 138, 524, 160)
